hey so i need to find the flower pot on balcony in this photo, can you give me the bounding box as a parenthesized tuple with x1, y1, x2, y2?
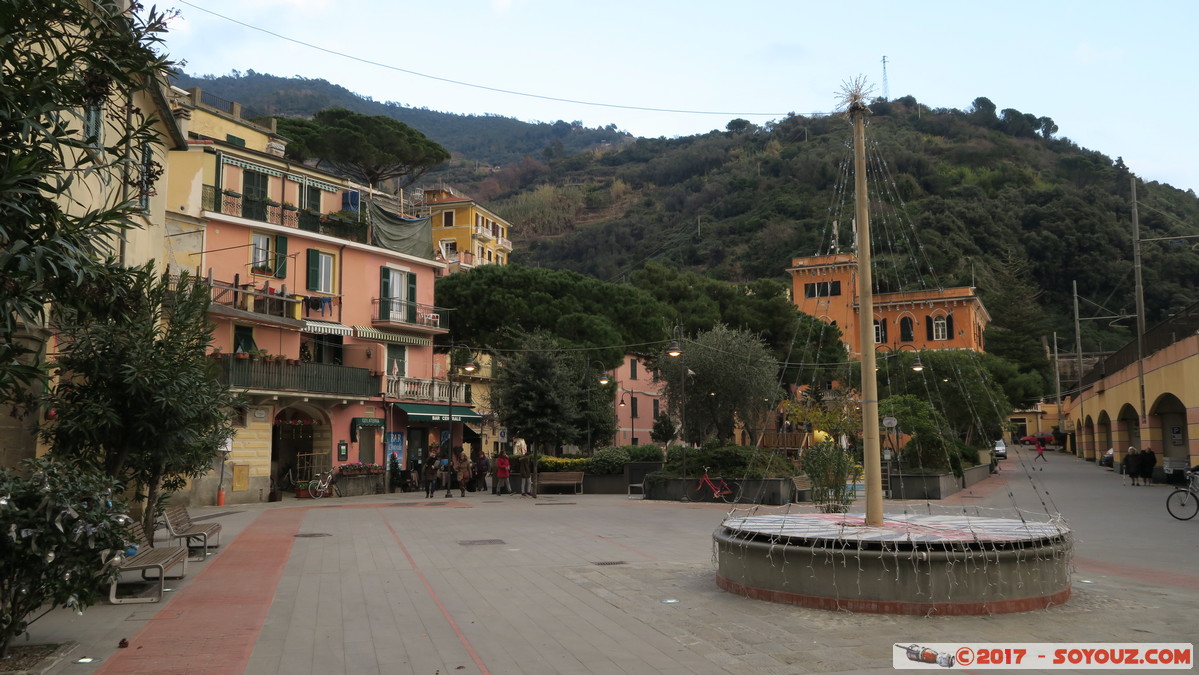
(235, 352, 250, 360)
(287, 359, 301, 366)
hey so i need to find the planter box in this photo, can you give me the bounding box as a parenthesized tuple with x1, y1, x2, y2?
(961, 463, 991, 488)
(581, 474, 627, 494)
(889, 472, 961, 500)
(643, 475, 791, 504)
(337, 474, 384, 497)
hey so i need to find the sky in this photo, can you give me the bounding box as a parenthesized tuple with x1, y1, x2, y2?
(162, 0, 1199, 195)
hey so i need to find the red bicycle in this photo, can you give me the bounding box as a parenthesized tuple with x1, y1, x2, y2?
(694, 467, 739, 503)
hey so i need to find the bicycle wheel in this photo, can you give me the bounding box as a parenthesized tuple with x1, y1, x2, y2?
(719, 480, 740, 504)
(310, 481, 326, 499)
(1166, 489, 1199, 520)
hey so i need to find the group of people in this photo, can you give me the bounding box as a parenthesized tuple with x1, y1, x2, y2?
(1120, 445, 1157, 485)
(420, 445, 536, 498)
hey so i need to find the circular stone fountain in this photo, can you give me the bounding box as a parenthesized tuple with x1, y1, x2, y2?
(714, 512, 1072, 615)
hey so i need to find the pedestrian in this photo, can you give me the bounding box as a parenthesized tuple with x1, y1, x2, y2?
(1123, 446, 1141, 485)
(495, 449, 511, 495)
(452, 446, 472, 498)
(1140, 446, 1156, 485)
(514, 446, 533, 497)
(1034, 441, 1047, 462)
(421, 449, 439, 498)
(472, 448, 490, 493)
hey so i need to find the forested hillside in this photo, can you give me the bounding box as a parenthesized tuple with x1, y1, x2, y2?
(169, 70, 632, 167)
(178, 72, 1199, 360)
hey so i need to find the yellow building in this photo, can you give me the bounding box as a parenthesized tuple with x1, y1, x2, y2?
(419, 186, 513, 271)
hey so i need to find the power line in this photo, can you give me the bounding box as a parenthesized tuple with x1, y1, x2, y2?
(177, 1, 829, 119)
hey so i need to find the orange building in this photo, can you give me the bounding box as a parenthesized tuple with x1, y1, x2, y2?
(788, 253, 990, 357)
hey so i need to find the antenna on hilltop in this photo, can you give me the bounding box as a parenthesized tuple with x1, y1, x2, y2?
(881, 56, 889, 101)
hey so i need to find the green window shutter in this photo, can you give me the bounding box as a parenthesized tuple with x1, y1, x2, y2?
(946, 314, 955, 338)
(379, 267, 391, 321)
(405, 273, 417, 323)
(306, 249, 320, 291)
(274, 235, 288, 278)
(926, 316, 934, 341)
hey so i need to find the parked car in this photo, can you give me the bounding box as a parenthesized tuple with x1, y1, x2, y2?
(994, 439, 1007, 459)
(1099, 448, 1114, 467)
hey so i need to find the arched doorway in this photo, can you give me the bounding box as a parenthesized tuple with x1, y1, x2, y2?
(1096, 410, 1112, 455)
(1150, 392, 1188, 483)
(1117, 403, 1140, 452)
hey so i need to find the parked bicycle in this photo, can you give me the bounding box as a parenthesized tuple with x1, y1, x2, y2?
(309, 470, 340, 499)
(1166, 470, 1198, 521)
(694, 466, 739, 503)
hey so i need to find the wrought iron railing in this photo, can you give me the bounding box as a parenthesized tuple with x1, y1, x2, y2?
(208, 276, 301, 320)
(214, 358, 377, 397)
(372, 298, 442, 328)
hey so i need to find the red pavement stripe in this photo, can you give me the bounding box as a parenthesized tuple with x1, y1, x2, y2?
(378, 509, 490, 675)
(96, 507, 306, 675)
(1074, 555, 1199, 591)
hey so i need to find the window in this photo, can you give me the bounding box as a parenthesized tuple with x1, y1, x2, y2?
(233, 325, 257, 354)
(443, 211, 455, 227)
(652, 398, 660, 419)
(136, 141, 155, 211)
(251, 233, 272, 273)
(386, 344, 406, 378)
(933, 316, 948, 341)
(900, 316, 915, 342)
(652, 369, 661, 383)
(252, 234, 288, 278)
(873, 318, 887, 344)
(303, 185, 321, 213)
(306, 249, 334, 293)
(804, 281, 842, 298)
(225, 134, 246, 147)
(631, 437, 639, 446)
(243, 170, 269, 221)
(630, 396, 639, 419)
(379, 267, 416, 322)
(629, 358, 638, 380)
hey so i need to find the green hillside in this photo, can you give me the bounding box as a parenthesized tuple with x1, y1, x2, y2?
(174, 71, 1199, 361)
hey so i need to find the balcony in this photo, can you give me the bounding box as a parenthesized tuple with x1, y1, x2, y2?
(384, 376, 470, 404)
(496, 236, 512, 250)
(473, 225, 494, 242)
(208, 277, 303, 327)
(214, 358, 378, 398)
(372, 298, 447, 333)
(202, 186, 369, 242)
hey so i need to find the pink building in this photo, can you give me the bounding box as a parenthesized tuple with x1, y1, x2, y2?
(609, 354, 667, 447)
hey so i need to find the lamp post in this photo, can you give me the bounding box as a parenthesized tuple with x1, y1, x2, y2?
(875, 343, 924, 373)
(585, 360, 609, 453)
(444, 343, 476, 497)
(666, 328, 690, 499)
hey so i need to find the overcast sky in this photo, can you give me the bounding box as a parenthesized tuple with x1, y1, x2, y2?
(164, 0, 1199, 196)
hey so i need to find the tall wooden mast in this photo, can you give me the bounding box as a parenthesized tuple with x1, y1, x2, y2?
(850, 88, 884, 526)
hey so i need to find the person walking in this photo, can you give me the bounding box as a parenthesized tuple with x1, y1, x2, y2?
(421, 449, 439, 498)
(1123, 446, 1141, 485)
(495, 449, 511, 495)
(1034, 441, 1048, 462)
(452, 446, 472, 498)
(1140, 446, 1157, 486)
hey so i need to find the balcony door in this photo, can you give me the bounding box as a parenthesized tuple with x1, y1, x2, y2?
(359, 426, 376, 464)
(379, 267, 416, 323)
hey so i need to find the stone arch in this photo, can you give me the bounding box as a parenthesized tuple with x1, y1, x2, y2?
(1096, 409, 1112, 455)
(272, 403, 332, 487)
(1117, 403, 1141, 453)
(1149, 392, 1188, 472)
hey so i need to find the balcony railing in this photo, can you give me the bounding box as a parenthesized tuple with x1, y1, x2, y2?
(215, 359, 377, 397)
(372, 298, 443, 328)
(473, 225, 494, 241)
(209, 276, 301, 320)
(497, 236, 512, 250)
(203, 185, 303, 228)
(384, 376, 470, 404)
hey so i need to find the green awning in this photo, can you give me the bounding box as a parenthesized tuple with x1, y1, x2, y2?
(351, 417, 385, 428)
(397, 403, 481, 423)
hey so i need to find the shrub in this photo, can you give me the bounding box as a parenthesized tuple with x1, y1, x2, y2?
(536, 456, 588, 472)
(803, 441, 860, 513)
(624, 444, 665, 462)
(587, 447, 630, 475)
(0, 458, 132, 657)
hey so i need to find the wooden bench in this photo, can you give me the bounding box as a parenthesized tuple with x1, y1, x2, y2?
(537, 471, 584, 494)
(164, 505, 221, 561)
(109, 522, 188, 604)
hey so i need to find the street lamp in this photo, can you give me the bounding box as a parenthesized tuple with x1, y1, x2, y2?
(585, 360, 609, 453)
(875, 343, 924, 372)
(666, 327, 693, 500)
(444, 343, 476, 498)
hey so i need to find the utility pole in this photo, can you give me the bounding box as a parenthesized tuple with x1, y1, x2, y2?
(1131, 176, 1148, 425)
(1073, 281, 1085, 457)
(1053, 331, 1062, 409)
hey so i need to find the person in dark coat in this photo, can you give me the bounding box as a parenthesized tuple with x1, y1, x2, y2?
(1139, 446, 1157, 485)
(1123, 446, 1141, 485)
(421, 449, 440, 497)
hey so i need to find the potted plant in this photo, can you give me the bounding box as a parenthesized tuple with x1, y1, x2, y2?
(294, 480, 312, 498)
(281, 201, 298, 211)
(209, 346, 224, 360)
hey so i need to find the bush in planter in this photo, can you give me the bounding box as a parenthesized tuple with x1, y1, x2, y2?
(587, 447, 630, 475)
(536, 456, 588, 472)
(803, 441, 859, 513)
(624, 444, 665, 462)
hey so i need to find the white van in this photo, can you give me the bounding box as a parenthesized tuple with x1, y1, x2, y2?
(993, 440, 1007, 459)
